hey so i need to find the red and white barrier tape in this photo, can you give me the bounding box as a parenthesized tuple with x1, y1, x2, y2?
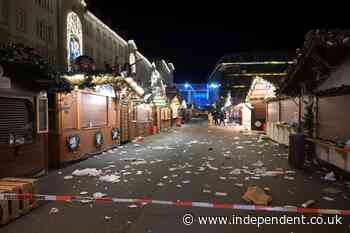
(0, 193, 349, 216)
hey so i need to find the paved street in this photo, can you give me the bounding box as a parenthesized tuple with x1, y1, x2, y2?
(2, 119, 350, 233)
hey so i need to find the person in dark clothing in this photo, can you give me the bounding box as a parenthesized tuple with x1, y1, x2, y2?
(213, 111, 219, 126)
(219, 111, 226, 126)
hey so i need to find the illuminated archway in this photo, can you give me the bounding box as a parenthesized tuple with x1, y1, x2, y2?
(67, 12, 83, 69)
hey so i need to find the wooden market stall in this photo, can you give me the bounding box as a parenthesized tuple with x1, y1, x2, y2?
(0, 44, 52, 177)
(279, 30, 350, 171)
(168, 95, 181, 127)
(130, 103, 154, 139)
(151, 95, 171, 131)
(265, 97, 300, 145)
(244, 77, 276, 131)
(49, 73, 144, 167)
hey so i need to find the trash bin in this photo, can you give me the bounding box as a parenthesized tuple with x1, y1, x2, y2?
(288, 133, 305, 168)
(176, 117, 182, 127)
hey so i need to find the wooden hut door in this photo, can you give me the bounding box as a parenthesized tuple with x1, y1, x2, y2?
(120, 103, 129, 143)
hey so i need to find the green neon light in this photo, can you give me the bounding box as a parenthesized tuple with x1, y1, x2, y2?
(232, 85, 247, 88)
(228, 73, 287, 77)
(222, 61, 294, 66)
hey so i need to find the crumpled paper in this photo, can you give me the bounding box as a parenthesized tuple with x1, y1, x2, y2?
(242, 186, 272, 205)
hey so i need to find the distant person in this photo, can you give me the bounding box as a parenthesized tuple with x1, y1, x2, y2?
(213, 111, 219, 126)
(219, 111, 226, 126)
(208, 112, 213, 126)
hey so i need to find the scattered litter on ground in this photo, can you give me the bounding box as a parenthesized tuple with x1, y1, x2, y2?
(252, 161, 264, 167)
(236, 146, 244, 149)
(219, 177, 227, 180)
(206, 163, 218, 171)
(176, 184, 182, 188)
(230, 169, 241, 175)
(136, 171, 143, 175)
(284, 176, 295, 181)
(169, 168, 177, 171)
(49, 208, 59, 214)
(215, 192, 228, 196)
(186, 140, 199, 145)
(322, 196, 335, 201)
(157, 182, 165, 186)
(242, 186, 272, 205)
(80, 200, 93, 204)
(99, 175, 120, 183)
(324, 172, 337, 181)
(171, 174, 178, 178)
(72, 168, 102, 177)
(162, 176, 168, 179)
(182, 180, 191, 184)
(185, 171, 192, 174)
(301, 200, 315, 208)
(131, 160, 147, 165)
(104, 216, 112, 220)
(93, 192, 107, 199)
(64, 176, 73, 180)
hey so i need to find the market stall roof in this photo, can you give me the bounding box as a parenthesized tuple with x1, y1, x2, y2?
(62, 73, 145, 97)
(280, 29, 350, 96)
(245, 77, 276, 102)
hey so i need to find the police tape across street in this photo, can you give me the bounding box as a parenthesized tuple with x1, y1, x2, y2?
(1, 192, 350, 216)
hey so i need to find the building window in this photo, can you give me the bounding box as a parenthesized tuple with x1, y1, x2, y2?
(16, 9, 26, 32)
(36, 19, 53, 43)
(35, 0, 53, 12)
(37, 96, 48, 133)
(0, 0, 9, 25)
(67, 11, 83, 68)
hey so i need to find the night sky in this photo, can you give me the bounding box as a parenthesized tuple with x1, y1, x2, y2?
(87, 2, 340, 84)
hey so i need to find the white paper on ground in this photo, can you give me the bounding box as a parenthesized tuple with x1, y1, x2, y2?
(72, 168, 102, 177)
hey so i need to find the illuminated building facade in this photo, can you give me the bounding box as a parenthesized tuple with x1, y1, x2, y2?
(175, 83, 219, 108)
